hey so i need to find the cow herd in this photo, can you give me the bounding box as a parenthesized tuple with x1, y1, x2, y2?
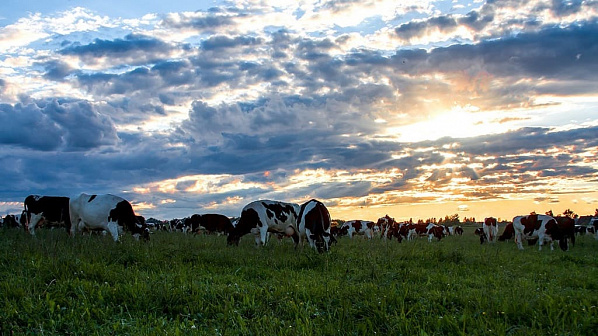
(2, 194, 598, 253)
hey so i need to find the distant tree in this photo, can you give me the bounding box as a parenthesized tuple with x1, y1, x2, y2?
(546, 210, 554, 216)
(563, 209, 575, 218)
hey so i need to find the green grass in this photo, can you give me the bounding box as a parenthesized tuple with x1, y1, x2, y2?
(1, 228, 597, 335)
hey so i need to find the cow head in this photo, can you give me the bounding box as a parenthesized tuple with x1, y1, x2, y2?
(227, 232, 241, 246)
(134, 215, 150, 241)
(310, 232, 330, 253)
(545, 219, 567, 251)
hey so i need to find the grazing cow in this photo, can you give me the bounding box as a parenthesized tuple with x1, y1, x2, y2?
(2, 215, 21, 228)
(330, 225, 344, 241)
(187, 214, 234, 235)
(23, 195, 71, 235)
(407, 223, 444, 242)
(227, 200, 300, 247)
(341, 220, 377, 239)
(498, 222, 515, 241)
(474, 227, 487, 244)
(170, 218, 189, 233)
(297, 199, 333, 252)
(69, 193, 149, 241)
(483, 217, 498, 243)
(377, 215, 398, 239)
(384, 221, 411, 242)
(513, 214, 566, 251)
(574, 225, 586, 236)
(554, 216, 576, 248)
(453, 226, 464, 235)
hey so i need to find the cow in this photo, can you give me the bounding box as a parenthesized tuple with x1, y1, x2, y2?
(340, 220, 377, 239)
(377, 215, 397, 239)
(554, 216, 576, 248)
(69, 193, 149, 241)
(453, 226, 464, 235)
(513, 214, 566, 251)
(330, 225, 344, 241)
(574, 225, 587, 236)
(483, 217, 498, 243)
(227, 200, 300, 247)
(474, 227, 487, 244)
(23, 195, 71, 235)
(297, 199, 333, 252)
(2, 215, 21, 228)
(378, 217, 411, 243)
(385, 222, 410, 242)
(186, 214, 234, 235)
(170, 218, 189, 233)
(498, 222, 514, 241)
(406, 223, 444, 242)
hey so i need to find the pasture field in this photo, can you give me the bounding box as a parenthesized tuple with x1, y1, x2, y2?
(1, 228, 597, 335)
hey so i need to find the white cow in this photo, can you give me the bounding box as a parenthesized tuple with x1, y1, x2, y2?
(227, 200, 300, 247)
(483, 217, 499, 243)
(69, 193, 149, 241)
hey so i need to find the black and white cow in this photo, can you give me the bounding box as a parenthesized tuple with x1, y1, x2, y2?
(227, 200, 300, 247)
(23, 195, 71, 235)
(69, 193, 149, 241)
(513, 214, 564, 251)
(297, 199, 333, 253)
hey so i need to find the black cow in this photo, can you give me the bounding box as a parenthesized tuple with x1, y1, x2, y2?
(186, 214, 233, 235)
(23, 195, 71, 235)
(2, 215, 21, 228)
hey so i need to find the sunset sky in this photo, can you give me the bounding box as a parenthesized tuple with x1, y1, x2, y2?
(1, 0, 597, 223)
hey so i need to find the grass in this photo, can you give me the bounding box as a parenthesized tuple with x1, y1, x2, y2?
(1, 227, 597, 335)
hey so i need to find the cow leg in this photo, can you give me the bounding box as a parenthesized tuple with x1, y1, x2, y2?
(515, 232, 524, 250)
(259, 225, 269, 246)
(70, 218, 79, 236)
(106, 222, 120, 242)
(305, 229, 316, 249)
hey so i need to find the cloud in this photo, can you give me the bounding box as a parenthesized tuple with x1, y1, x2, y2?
(60, 34, 176, 67)
(0, 99, 118, 151)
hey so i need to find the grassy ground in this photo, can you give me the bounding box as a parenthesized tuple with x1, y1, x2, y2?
(1, 228, 597, 335)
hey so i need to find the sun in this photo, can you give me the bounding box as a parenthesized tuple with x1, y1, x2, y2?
(386, 105, 508, 143)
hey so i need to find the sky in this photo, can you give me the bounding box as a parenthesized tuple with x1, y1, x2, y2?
(1, 0, 598, 223)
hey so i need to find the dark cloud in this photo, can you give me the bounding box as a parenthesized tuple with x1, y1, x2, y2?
(39, 60, 74, 81)
(200, 35, 263, 50)
(0, 99, 118, 152)
(159, 11, 237, 33)
(60, 34, 174, 66)
(550, 0, 583, 15)
(395, 15, 458, 40)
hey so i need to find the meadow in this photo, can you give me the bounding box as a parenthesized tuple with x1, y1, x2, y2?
(1, 227, 597, 335)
